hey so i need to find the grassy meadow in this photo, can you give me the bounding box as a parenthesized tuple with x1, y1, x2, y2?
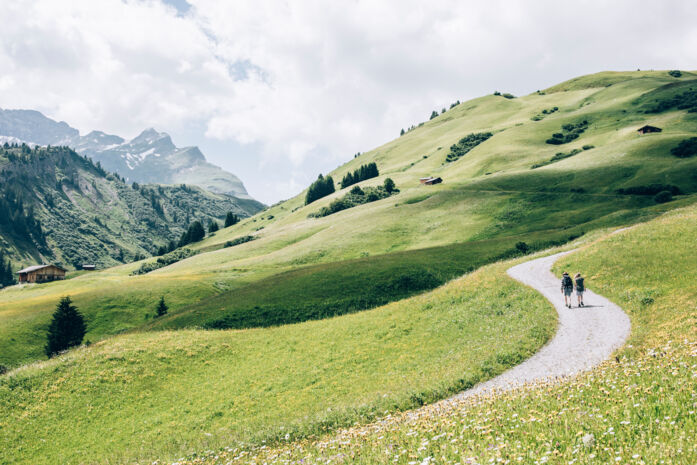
(202, 203, 697, 465)
(0, 259, 556, 465)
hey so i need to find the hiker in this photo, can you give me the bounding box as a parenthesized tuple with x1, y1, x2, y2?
(561, 271, 573, 308)
(575, 273, 585, 307)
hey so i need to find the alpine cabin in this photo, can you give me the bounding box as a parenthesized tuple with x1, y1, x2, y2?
(420, 176, 443, 185)
(637, 125, 662, 134)
(17, 265, 67, 283)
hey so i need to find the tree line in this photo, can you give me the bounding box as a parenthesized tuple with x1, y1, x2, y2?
(340, 162, 379, 189)
(0, 250, 14, 287)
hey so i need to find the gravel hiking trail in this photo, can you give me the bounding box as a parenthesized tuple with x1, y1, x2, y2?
(444, 250, 631, 402)
(336, 250, 630, 432)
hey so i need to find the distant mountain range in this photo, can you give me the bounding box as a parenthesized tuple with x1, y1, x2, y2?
(0, 108, 255, 200)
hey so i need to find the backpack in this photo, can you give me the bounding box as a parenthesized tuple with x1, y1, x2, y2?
(562, 275, 573, 289)
(575, 277, 584, 291)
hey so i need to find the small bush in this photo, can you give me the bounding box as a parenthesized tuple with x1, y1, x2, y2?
(668, 70, 682, 78)
(445, 132, 493, 163)
(617, 184, 682, 196)
(224, 235, 255, 248)
(545, 120, 589, 145)
(501, 93, 515, 99)
(670, 137, 697, 158)
(0, 365, 7, 375)
(582, 144, 595, 150)
(131, 248, 196, 275)
(350, 185, 364, 195)
(309, 185, 397, 218)
(515, 242, 530, 254)
(384, 178, 396, 193)
(654, 191, 673, 203)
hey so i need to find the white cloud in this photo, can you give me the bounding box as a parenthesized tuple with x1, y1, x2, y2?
(1, 0, 697, 203)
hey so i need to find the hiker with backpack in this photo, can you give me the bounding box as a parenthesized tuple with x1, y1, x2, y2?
(575, 273, 585, 307)
(561, 272, 574, 308)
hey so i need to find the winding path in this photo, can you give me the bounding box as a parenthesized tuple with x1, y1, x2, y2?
(445, 250, 631, 402)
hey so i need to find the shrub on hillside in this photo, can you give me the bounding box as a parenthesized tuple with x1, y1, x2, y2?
(445, 132, 493, 163)
(305, 174, 335, 205)
(384, 177, 396, 193)
(224, 235, 256, 248)
(654, 191, 673, 203)
(668, 70, 682, 78)
(45, 296, 86, 358)
(131, 248, 197, 275)
(531, 148, 582, 169)
(545, 120, 589, 145)
(501, 93, 516, 99)
(670, 137, 697, 158)
(644, 89, 697, 113)
(309, 185, 397, 218)
(616, 184, 682, 196)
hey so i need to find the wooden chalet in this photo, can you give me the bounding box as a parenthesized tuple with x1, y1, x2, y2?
(637, 125, 662, 134)
(81, 264, 96, 271)
(17, 264, 67, 283)
(420, 176, 443, 185)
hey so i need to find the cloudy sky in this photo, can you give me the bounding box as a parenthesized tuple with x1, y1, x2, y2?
(1, 0, 696, 203)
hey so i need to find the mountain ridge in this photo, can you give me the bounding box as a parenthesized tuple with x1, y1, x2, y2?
(0, 108, 256, 200)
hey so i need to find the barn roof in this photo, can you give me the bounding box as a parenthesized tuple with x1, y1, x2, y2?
(17, 264, 67, 274)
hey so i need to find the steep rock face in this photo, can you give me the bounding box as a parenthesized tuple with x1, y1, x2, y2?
(0, 109, 78, 146)
(0, 109, 257, 200)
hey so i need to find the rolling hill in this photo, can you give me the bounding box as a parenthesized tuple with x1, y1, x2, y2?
(1, 70, 697, 464)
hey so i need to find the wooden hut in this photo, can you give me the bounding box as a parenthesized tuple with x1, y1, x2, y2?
(17, 265, 67, 283)
(81, 264, 96, 271)
(420, 176, 443, 185)
(637, 125, 662, 134)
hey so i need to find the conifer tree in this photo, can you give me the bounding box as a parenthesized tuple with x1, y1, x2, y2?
(155, 296, 168, 317)
(45, 297, 86, 358)
(224, 212, 239, 227)
(208, 221, 219, 233)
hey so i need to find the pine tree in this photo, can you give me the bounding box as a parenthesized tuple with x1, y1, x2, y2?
(400, 128, 405, 136)
(45, 297, 86, 358)
(430, 110, 439, 120)
(224, 212, 239, 227)
(155, 296, 168, 317)
(189, 221, 205, 242)
(208, 221, 219, 233)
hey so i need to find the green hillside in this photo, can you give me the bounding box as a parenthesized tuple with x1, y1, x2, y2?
(1, 70, 697, 464)
(0, 145, 263, 269)
(220, 201, 697, 465)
